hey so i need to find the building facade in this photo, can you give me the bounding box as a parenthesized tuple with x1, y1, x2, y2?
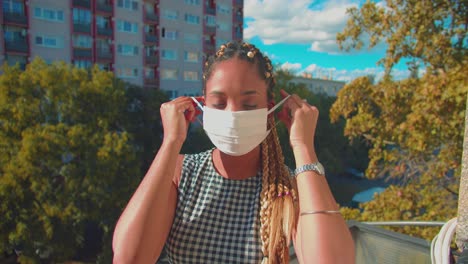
(290, 76, 346, 97)
(0, 0, 244, 98)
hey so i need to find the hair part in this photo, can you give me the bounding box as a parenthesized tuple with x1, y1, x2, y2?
(203, 41, 276, 100)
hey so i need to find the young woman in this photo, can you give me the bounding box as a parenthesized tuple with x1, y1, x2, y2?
(112, 41, 355, 264)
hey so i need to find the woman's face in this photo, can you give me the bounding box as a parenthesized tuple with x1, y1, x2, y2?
(205, 57, 268, 112)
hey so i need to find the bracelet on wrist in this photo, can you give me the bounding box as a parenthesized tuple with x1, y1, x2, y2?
(293, 162, 325, 177)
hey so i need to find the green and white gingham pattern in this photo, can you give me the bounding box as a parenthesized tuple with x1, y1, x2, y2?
(158, 149, 263, 263)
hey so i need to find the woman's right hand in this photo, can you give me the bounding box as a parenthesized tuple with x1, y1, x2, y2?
(160, 97, 199, 147)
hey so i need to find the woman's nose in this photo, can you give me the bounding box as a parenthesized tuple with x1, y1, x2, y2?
(225, 100, 242, 112)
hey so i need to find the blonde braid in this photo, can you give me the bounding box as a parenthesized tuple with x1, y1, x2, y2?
(260, 117, 298, 264)
(260, 138, 273, 257)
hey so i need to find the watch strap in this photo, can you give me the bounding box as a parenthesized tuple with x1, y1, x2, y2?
(294, 162, 325, 177)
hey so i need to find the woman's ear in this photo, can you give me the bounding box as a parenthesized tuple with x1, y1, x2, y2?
(268, 99, 275, 110)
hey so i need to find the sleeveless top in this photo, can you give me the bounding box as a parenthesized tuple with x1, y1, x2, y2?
(157, 149, 264, 264)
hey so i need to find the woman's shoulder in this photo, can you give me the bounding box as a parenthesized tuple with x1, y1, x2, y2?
(183, 148, 214, 164)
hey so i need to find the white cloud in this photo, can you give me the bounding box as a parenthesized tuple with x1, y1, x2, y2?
(280, 62, 303, 72)
(244, 0, 358, 54)
(298, 63, 411, 82)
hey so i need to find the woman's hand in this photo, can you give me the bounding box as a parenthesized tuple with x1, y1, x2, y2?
(160, 96, 200, 147)
(277, 90, 319, 156)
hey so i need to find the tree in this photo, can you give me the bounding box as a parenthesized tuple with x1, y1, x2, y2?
(0, 58, 167, 263)
(333, 0, 468, 240)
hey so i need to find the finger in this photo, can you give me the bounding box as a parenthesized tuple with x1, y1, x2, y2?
(280, 89, 289, 99)
(290, 94, 305, 107)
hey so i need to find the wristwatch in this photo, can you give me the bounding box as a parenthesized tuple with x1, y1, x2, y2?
(294, 162, 325, 177)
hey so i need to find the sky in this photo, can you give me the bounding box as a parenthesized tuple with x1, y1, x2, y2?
(243, 0, 411, 83)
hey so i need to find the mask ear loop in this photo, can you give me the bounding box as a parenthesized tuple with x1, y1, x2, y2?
(268, 95, 291, 127)
(191, 97, 204, 126)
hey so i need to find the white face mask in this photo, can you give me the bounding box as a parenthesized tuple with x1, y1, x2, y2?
(191, 95, 290, 156)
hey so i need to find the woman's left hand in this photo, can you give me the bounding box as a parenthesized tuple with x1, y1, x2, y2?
(277, 89, 318, 154)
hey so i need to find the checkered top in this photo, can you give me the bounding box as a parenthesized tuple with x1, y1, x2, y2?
(157, 149, 264, 264)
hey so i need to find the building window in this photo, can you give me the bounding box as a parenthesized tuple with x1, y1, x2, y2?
(73, 8, 91, 24)
(162, 9, 178, 20)
(184, 51, 199, 62)
(35, 35, 63, 48)
(184, 33, 200, 44)
(3, 0, 24, 14)
(184, 13, 200, 25)
(161, 49, 177, 60)
(117, 44, 139, 56)
(72, 35, 92, 48)
(205, 15, 216, 26)
(161, 28, 178, 40)
(4, 26, 26, 42)
(217, 4, 231, 14)
(165, 90, 179, 99)
(161, 69, 178, 80)
(116, 67, 139, 78)
(184, 71, 199, 81)
(217, 22, 229, 31)
(184, 0, 200, 5)
(74, 60, 92, 69)
(117, 20, 138, 33)
(34, 7, 64, 22)
(96, 16, 111, 28)
(117, 0, 138, 11)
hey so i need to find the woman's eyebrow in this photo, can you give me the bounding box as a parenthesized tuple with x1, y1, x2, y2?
(208, 90, 225, 96)
(242, 90, 258, 95)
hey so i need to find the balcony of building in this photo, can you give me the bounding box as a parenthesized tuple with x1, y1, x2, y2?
(144, 55, 159, 66)
(97, 26, 113, 37)
(145, 33, 158, 44)
(73, 47, 92, 58)
(144, 76, 159, 88)
(233, 0, 243, 7)
(286, 221, 447, 264)
(203, 40, 216, 56)
(3, 11, 28, 26)
(96, 48, 113, 61)
(73, 23, 91, 34)
(73, 0, 91, 9)
(96, 0, 113, 14)
(5, 54, 27, 70)
(4, 39, 28, 54)
(144, 11, 158, 24)
(204, 24, 216, 35)
(205, 6, 216, 16)
(234, 13, 243, 24)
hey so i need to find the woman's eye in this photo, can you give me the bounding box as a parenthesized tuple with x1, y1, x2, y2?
(212, 103, 226, 109)
(244, 104, 257, 110)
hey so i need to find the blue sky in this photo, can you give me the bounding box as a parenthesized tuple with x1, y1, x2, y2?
(243, 0, 411, 82)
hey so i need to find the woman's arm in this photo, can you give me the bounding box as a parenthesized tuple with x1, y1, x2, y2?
(113, 97, 197, 264)
(112, 145, 183, 264)
(293, 147, 355, 264)
(279, 90, 354, 263)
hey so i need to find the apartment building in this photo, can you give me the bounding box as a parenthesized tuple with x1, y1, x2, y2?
(0, 0, 244, 98)
(291, 75, 346, 97)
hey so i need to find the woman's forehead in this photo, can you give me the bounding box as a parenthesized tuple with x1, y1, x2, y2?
(206, 58, 268, 95)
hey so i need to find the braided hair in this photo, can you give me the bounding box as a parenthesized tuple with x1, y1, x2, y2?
(203, 41, 298, 264)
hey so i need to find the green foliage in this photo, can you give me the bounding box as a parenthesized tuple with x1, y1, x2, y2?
(334, 0, 467, 240)
(0, 58, 167, 262)
(337, 0, 467, 71)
